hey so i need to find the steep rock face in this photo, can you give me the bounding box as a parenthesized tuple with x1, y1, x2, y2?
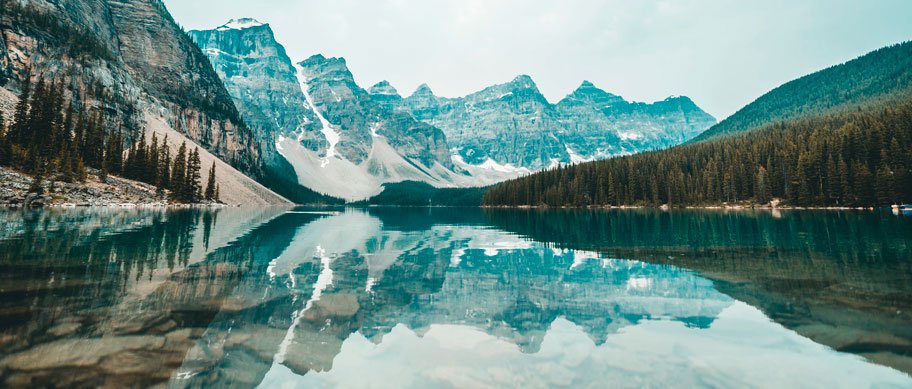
(296, 55, 452, 170)
(400, 76, 567, 168)
(394, 77, 717, 170)
(189, 20, 324, 163)
(296, 55, 375, 164)
(368, 80, 402, 111)
(189, 21, 469, 200)
(0, 0, 266, 183)
(555, 82, 717, 158)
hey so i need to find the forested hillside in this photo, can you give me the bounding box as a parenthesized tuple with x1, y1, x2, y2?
(483, 94, 912, 207)
(0, 74, 220, 204)
(691, 41, 912, 142)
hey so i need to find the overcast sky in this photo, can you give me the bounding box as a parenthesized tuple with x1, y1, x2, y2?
(163, 0, 912, 120)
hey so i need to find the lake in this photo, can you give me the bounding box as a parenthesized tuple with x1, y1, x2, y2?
(0, 207, 910, 388)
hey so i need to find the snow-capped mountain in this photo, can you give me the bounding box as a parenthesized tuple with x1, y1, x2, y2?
(388, 77, 718, 170)
(189, 19, 321, 171)
(191, 22, 483, 200)
(190, 18, 715, 200)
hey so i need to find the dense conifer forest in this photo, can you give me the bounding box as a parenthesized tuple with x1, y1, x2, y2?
(0, 73, 215, 204)
(692, 41, 912, 142)
(360, 181, 489, 207)
(483, 94, 912, 208)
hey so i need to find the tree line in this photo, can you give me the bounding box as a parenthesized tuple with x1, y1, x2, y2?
(483, 95, 912, 208)
(0, 72, 219, 203)
(122, 132, 221, 203)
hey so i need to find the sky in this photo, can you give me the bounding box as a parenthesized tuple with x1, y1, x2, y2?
(163, 0, 912, 120)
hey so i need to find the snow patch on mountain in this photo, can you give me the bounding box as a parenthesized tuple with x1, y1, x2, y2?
(617, 130, 644, 141)
(277, 134, 478, 201)
(294, 64, 340, 168)
(566, 145, 595, 164)
(217, 18, 265, 31)
(277, 136, 381, 200)
(203, 48, 227, 57)
(452, 155, 530, 183)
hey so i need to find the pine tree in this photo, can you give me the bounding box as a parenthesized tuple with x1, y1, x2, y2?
(28, 165, 44, 195)
(10, 68, 32, 147)
(0, 112, 9, 166)
(755, 166, 770, 204)
(74, 154, 87, 182)
(104, 128, 123, 176)
(157, 136, 171, 195)
(59, 146, 75, 183)
(99, 157, 109, 183)
(186, 147, 202, 203)
(204, 161, 217, 201)
(148, 133, 160, 185)
(170, 142, 187, 202)
(876, 165, 896, 205)
(134, 131, 147, 181)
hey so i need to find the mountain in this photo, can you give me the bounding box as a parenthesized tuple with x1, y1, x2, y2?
(0, 1, 288, 205)
(389, 76, 716, 170)
(187, 19, 338, 203)
(483, 43, 912, 208)
(556, 82, 715, 156)
(692, 41, 912, 142)
(189, 18, 714, 200)
(191, 22, 492, 200)
(368, 80, 403, 110)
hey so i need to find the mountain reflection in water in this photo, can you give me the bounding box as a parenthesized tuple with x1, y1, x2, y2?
(0, 207, 908, 388)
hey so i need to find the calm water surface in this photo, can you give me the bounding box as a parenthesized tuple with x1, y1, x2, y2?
(0, 207, 910, 388)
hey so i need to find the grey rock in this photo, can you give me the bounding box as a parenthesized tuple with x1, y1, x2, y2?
(1, 0, 262, 177)
(392, 77, 717, 169)
(190, 24, 454, 171)
(368, 80, 403, 111)
(189, 21, 325, 162)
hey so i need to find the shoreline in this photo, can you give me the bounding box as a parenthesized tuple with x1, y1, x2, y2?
(0, 166, 229, 209)
(479, 204, 881, 211)
(349, 204, 883, 211)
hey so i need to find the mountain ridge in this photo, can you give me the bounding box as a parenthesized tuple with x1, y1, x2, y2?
(692, 40, 912, 142)
(483, 41, 912, 208)
(191, 24, 486, 200)
(390, 75, 716, 169)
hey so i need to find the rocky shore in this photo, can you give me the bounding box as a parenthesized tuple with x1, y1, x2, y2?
(1, 167, 175, 207)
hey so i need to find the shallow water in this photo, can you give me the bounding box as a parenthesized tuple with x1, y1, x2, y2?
(0, 207, 909, 388)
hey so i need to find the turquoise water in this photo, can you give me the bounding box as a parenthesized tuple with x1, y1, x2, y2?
(0, 208, 909, 388)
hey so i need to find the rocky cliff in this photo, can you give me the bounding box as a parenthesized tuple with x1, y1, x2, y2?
(188, 19, 322, 158)
(392, 77, 717, 170)
(186, 16, 716, 199)
(191, 21, 476, 200)
(0, 0, 287, 204)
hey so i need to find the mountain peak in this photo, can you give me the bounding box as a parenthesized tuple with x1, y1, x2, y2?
(510, 74, 537, 89)
(301, 54, 347, 68)
(659, 95, 702, 111)
(563, 80, 624, 105)
(663, 95, 692, 102)
(369, 80, 400, 97)
(413, 83, 435, 97)
(216, 18, 266, 31)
